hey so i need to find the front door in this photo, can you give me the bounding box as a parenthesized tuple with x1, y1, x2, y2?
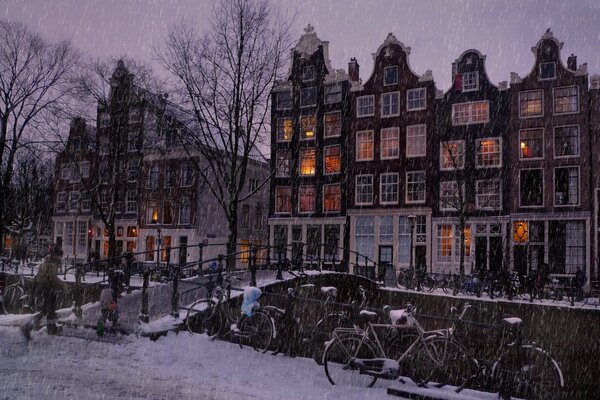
(489, 236, 503, 272)
(378, 245, 393, 281)
(475, 237, 488, 271)
(415, 246, 427, 269)
(514, 246, 527, 276)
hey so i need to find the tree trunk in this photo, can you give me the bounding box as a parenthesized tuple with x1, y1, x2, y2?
(226, 206, 238, 272)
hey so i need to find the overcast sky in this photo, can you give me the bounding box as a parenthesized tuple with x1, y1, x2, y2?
(3, 0, 600, 90)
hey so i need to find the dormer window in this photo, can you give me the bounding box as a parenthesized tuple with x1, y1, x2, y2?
(462, 71, 479, 92)
(302, 66, 315, 82)
(540, 62, 556, 80)
(383, 66, 398, 86)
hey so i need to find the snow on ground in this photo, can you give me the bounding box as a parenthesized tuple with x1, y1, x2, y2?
(0, 326, 501, 400)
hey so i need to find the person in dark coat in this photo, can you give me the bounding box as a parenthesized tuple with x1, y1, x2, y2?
(21, 244, 66, 339)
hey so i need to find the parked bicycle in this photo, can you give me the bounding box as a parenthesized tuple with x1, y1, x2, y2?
(2, 271, 39, 314)
(396, 267, 435, 292)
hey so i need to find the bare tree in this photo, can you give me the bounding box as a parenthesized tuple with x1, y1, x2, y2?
(158, 0, 293, 268)
(0, 20, 80, 251)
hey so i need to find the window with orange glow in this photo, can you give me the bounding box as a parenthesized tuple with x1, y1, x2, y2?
(300, 148, 316, 176)
(299, 186, 315, 213)
(324, 146, 341, 174)
(513, 221, 528, 243)
(323, 184, 341, 212)
(275, 187, 291, 213)
(519, 90, 543, 118)
(300, 115, 316, 139)
(519, 129, 543, 159)
(277, 118, 293, 142)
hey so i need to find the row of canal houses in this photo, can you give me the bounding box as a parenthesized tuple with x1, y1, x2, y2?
(269, 26, 600, 283)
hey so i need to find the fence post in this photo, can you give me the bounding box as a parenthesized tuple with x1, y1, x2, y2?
(72, 264, 83, 319)
(171, 267, 180, 318)
(276, 249, 284, 280)
(198, 243, 204, 275)
(139, 267, 150, 323)
(217, 254, 224, 285)
(249, 244, 257, 287)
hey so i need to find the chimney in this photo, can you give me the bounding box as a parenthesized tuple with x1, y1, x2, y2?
(348, 58, 360, 82)
(567, 54, 577, 71)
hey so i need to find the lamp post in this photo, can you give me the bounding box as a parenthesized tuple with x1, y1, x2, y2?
(407, 215, 417, 270)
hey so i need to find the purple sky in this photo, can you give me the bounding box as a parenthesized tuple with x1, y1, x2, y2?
(3, 0, 600, 90)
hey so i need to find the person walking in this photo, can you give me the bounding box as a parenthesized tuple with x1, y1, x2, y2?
(20, 244, 66, 340)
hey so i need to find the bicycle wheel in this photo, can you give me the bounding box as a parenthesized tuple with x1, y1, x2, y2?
(185, 299, 223, 338)
(384, 330, 422, 380)
(312, 313, 353, 365)
(237, 310, 274, 353)
(395, 273, 407, 290)
(2, 285, 25, 314)
(416, 336, 478, 389)
(493, 345, 563, 400)
(421, 276, 436, 293)
(323, 334, 379, 387)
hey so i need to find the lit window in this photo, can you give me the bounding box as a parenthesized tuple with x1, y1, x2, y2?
(539, 62, 556, 80)
(355, 175, 373, 205)
(476, 138, 501, 167)
(380, 127, 399, 159)
(299, 186, 315, 213)
(148, 203, 159, 224)
(323, 184, 341, 212)
(554, 167, 579, 206)
(406, 124, 426, 158)
(437, 225, 453, 260)
(462, 71, 479, 91)
(519, 90, 543, 118)
(145, 236, 155, 261)
(275, 187, 291, 213)
(324, 112, 341, 137)
(276, 91, 293, 110)
(300, 87, 317, 107)
(276, 151, 291, 177)
(300, 148, 316, 176)
(277, 118, 293, 142)
(380, 173, 399, 204)
(324, 146, 341, 174)
(440, 141, 465, 170)
(519, 129, 543, 159)
(476, 180, 502, 210)
(384, 66, 398, 86)
(324, 83, 342, 104)
(406, 171, 426, 204)
(407, 88, 427, 111)
(300, 115, 316, 139)
(513, 221, 528, 243)
(554, 86, 579, 114)
(520, 169, 543, 207)
(357, 95, 374, 117)
(452, 101, 488, 125)
(356, 130, 374, 161)
(440, 181, 459, 211)
(554, 126, 579, 158)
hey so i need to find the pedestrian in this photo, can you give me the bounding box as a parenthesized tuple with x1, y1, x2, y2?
(20, 244, 66, 340)
(575, 267, 587, 301)
(97, 270, 123, 336)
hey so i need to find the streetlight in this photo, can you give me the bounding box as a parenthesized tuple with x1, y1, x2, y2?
(407, 215, 417, 270)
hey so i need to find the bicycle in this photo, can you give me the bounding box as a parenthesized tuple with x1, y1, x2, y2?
(2, 271, 39, 314)
(396, 267, 435, 292)
(582, 280, 600, 307)
(184, 272, 275, 353)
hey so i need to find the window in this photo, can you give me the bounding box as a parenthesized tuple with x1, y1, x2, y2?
(145, 236, 155, 261)
(56, 192, 66, 212)
(554, 126, 579, 158)
(380, 128, 399, 159)
(181, 163, 193, 187)
(254, 207, 263, 230)
(127, 131, 137, 152)
(381, 92, 399, 117)
(241, 205, 250, 228)
(300, 148, 316, 176)
(65, 222, 74, 249)
(356, 130, 374, 161)
(163, 200, 173, 224)
(275, 187, 291, 213)
(277, 118, 292, 142)
(519, 129, 544, 159)
(440, 141, 465, 170)
(555, 167, 579, 206)
(476, 180, 502, 210)
(539, 62, 556, 80)
(126, 191, 136, 214)
(276, 91, 292, 110)
(383, 66, 398, 86)
(324, 83, 342, 104)
(300, 87, 317, 107)
(147, 165, 159, 189)
(406, 124, 426, 158)
(164, 165, 175, 187)
(302, 66, 315, 81)
(69, 192, 80, 212)
(564, 221, 585, 273)
(77, 221, 87, 254)
(380, 173, 399, 204)
(300, 115, 316, 139)
(61, 164, 71, 181)
(440, 181, 459, 211)
(398, 217, 410, 263)
(248, 178, 258, 193)
(437, 225, 453, 261)
(357, 96, 374, 117)
(554, 86, 579, 114)
(519, 90, 543, 118)
(324, 145, 341, 174)
(99, 161, 108, 183)
(520, 169, 544, 207)
(379, 215, 393, 243)
(452, 101, 489, 125)
(407, 88, 426, 111)
(406, 171, 426, 204)
(81, 194, 91, 211)
(355, 216, 375, 262)
(324, 112, 341, 137)
(174, 198, 189, 226)
(355, 175, 373, 205)
(79, 162, 90, 178)
(299, 186, 315, 213)
(100, 189, 108, 210)
(323, 184, 341, 212)
(462, 71, 479, 91)
(148, 203, 159, 224)
(276, 151, 291, 177)
(127, 160, 138, 182)
(476, 138, 501, 167)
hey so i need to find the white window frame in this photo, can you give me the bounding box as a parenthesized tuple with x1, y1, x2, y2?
(276, 150, 291, 178)
(355, 174, 373, 206)
(519, 168, 545, 208)
(475, 179, 502, 210)
(406, 124, 426, 158)
(440, 140, 465, 171)
(355, 130, 374, 161)
(383, 66, 398, 86)
(323, 145, 341, 175)
(439, 181, 460, 211)
(300, 114, 316, 140)
(68, 191, 80, 213)
(539, 62, 557, 81)
(81, 194, 91, 212)
(277, 117, 293, 143)
(274, 186, 292, 214)
(451, 100, 489, 125)
(56, 191, 67, 212)
(407, 88, 427, 111)
(519, 128, 544, 161)
(322, 184, 341, 213)
(300, 86, 317, 108)
(357, 95, 375, 118)
(405, 170, 426, 204)
(298, 185, 316, 214)
(127, 160, 138, 182)
(475, 137, 502, 168)
(126, 190, 137, 214)
(299, 148, 316, 176)
(462, 71, 479, 92)
(553, 85, 580, 116)
(381, 92, 400, 118)
(553, 165, 580, 207)
(324, 111, 341, 138)
(553, 125, 580, 159)
(518, 89, 544, 119)
(324, 83, 342, 105)
(379, 172, 399, 205)
(380, 127, 399, 160)
(276, 91, 293, 110)
(179, 197, 191, 225)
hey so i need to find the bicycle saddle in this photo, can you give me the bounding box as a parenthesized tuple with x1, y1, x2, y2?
(320, 286, 337, 296)
(358, 309, 378, 323)
(502, 317, 522, 327)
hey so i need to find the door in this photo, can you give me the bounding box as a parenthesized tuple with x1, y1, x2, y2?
(514, 246, 527, 276)
(378, 245, 393, 281)
(489, 237, 503, 272)
(475, 237, 488, 271)
(415, 246, 427, 269)
(179, 236, 188, 265)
